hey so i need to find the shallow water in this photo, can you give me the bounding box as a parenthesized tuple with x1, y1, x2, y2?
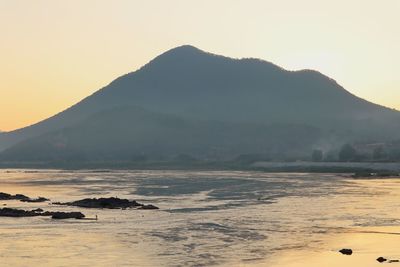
(1, 170, 400, 266)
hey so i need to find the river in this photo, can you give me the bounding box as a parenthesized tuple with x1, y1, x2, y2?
(1, 170, 399, 266)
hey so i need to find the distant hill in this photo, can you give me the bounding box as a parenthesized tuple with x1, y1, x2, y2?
(0, 106, 321, 162)
(1, 45, 399, 162)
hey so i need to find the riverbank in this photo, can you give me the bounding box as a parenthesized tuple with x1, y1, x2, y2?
(1, 160, 400, 174)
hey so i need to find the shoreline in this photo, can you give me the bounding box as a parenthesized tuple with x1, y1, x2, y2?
(1, 161, 400, 175)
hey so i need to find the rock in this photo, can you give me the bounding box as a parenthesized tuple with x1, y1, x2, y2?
(0, 192, 50, 202)
(139, 204, 159, 210)
(55, 197, 157, 210)
(20, 197, 50, 203)
(14, 194, 30, 200)
(0, 207, 41, 217)
(51, 212, 85, 220)
(0, 207, 85, 220)
(377, 257, 387, 263)
(72, 197, 140, 209)
(31, 208, 44, 212)
(389, 260, 400, 263)
(40, 211, 54, 216)
(0, 192, 12, 200)
(339, 248, 353, 255)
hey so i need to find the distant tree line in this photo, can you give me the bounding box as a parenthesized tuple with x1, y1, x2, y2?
(311, 141, 400, 162)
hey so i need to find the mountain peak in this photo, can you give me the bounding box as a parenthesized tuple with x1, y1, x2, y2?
(152, 45, 208, 62)
(166, 45, 203, 53)
(136, 45, 219, 74)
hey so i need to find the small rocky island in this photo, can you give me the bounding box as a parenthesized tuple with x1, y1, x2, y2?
(53, 197, 159, 210)
(0, 192, 49, 203)
(0, 207, 85, 219)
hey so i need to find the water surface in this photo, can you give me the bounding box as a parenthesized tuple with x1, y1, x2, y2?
(1, 170, 400, 266)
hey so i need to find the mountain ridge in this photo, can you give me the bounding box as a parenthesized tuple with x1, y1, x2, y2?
(0, 105, 322, 162)
(1, 45, 399, 160)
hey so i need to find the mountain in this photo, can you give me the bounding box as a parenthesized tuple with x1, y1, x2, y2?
(0, 106, 321, 162)
(0, 45, 399, 162)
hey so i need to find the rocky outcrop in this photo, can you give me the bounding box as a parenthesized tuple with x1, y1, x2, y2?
(339, 249, 353, 255)
(0, 207, 85, 220)
(20, 197, 50, 203)
(54, 197, 159, 210)
(51, 212, 85, 220)
(0, 192, 49, 203)
(0, 207, 42, 217)
(377, 257, 387, 263)
(139, 204, 159, 210)
(0, 192, 29, 200)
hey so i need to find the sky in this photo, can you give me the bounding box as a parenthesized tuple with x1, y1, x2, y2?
(0, 0, 399, 131)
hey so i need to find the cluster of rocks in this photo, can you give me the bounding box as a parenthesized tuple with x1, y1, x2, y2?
(377, 257, 399, 263)
(340, 248, 399, 263)
(0, 207, 85, 219)
(53, 197, 159, 210)
(0, 192, 49, 203)
(0, 192, 159, 220)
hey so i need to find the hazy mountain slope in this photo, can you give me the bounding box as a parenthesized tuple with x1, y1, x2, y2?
(81, 45, 399, 126)
(0, 106, 321, 162)
(0, 45, 399, 153)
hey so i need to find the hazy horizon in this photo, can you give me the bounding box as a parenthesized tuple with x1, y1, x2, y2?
(1, 0, 399, 131)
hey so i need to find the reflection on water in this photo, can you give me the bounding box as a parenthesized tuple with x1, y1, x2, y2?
(1, 170, 400, 266)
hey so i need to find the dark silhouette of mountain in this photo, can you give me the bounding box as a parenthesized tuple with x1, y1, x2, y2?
(0, 45, 399, 162)
(0, 106, 321, 162)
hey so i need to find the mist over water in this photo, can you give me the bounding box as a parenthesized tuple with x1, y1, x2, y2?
(1, 170, 400, 266)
